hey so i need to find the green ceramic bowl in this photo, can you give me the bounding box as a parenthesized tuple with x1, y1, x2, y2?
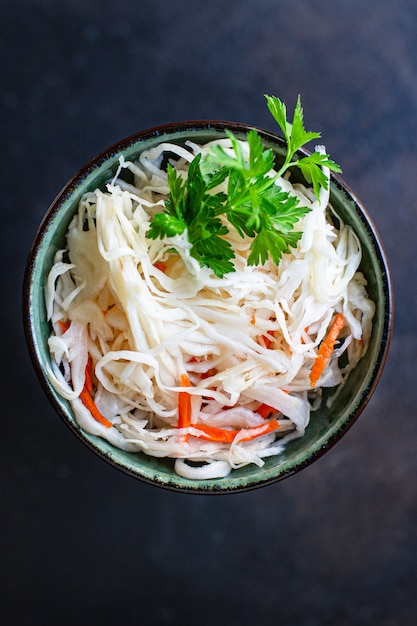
(23, 121, 393, 494)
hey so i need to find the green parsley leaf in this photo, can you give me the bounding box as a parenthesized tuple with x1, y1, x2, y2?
(147, 212, 186, 238)
(297, 151, 342, 197)
(288, 95, 322, 155)
(146, 94, 342, 276)
(264, 94, 341, 192)
(205, 127, 310, 267)
(248, 228, 303, 267)
(147, 153, 234, 277)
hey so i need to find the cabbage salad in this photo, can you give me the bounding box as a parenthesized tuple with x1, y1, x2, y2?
(45, 98, 375, 479)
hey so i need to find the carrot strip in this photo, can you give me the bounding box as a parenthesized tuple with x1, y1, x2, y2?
(84, 357, 94, 394)
(300, 326, 309, 344)
(257, 390, 289, 419)
(257, 403, 275, 419)
(79, 388, 112, 428)
(79, 359, 112, 428)
(200, 368, 217, 380)
(178, 373, 192, 428)
(58, 319, 70, 333)
(190, 424, 236, 443)
(56, 321, 112, 428)
(262, 333, 274, 350)
(238, 420, 280, 442)
(180, 373, 192, 388)
(189, 419, 280, 444)
(310, 313, 345, 388)
(154, 262, 167, 272)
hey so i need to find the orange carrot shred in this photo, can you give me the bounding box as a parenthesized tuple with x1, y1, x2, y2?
(257, 391, 289, 419)
(178, 373, 192, 429)
(80, 388, 112, 429)
(259, 331, 275, 350)
(180, 373, 192, 388)
(300, 326, 309, 344)
(79, 359, 112, 428)
(200, 368, 217, 380)
(84, 358, 94, 394)
(57, 322, 111, 428)
(238, 420, 280, 442)
(58, 319, 70, 333)
(189, 420, 280, 444)
(154, 262, 167, 272)
(310, 313, 345, 388)
(257, 403, 275, 419)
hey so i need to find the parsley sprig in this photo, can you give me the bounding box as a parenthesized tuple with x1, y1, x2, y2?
(265, 95, 341, 197)
(148, 154, 235, 276)
(147, 95, 341, 277)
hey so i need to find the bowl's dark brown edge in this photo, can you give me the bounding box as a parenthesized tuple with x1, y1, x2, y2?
(22, 120, 394, 495)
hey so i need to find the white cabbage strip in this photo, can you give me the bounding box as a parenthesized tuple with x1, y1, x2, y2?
(45, 138, 375, 479)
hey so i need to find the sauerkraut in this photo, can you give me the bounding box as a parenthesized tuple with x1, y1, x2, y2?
(45, 136, 375, 479)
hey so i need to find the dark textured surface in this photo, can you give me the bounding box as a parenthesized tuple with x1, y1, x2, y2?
(1, 1, 415, 624)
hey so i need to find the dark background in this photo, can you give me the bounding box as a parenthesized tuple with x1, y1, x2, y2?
(1, 1, 416, 624)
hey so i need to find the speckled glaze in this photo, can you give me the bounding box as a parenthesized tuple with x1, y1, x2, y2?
(22, 121, 393, 494)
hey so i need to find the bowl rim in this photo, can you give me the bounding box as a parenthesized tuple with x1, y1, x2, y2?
(22, 119, 394, 494)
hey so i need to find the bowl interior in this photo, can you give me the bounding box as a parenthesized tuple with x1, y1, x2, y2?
(23, 122, 393, 493)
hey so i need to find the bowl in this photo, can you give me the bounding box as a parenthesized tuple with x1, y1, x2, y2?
(23, 120, 393, 494)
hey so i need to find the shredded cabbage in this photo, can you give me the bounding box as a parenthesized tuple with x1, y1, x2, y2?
(45, 138, 375, 479)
